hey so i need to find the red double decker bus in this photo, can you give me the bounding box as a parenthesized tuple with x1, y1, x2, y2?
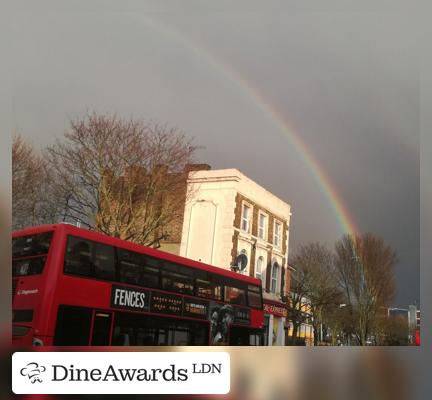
(12, 223, 264, 346)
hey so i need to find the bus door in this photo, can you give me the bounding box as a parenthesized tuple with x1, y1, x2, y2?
(54, 305, 113, 346)
(90, 310, 113, 346)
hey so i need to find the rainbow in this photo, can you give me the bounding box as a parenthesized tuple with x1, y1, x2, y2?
(139, 16, 358, 236)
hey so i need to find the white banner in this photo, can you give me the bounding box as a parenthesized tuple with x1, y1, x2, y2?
(12, 352, 230, 394)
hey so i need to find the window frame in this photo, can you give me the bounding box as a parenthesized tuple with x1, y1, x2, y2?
(240, 202, 252, 233)
(118, 248, 160, 288)
(255, 255, 265, 286)
(257, 211, 268, 241)
(196, 278, 222, 301)
(224, 285, 247, 306)
(64, 236, 96, 278)
(93, 241, 117, 281)
(247, 292, 262, 308)
(64, 236, 116, 281)
(273, 220, 282, 249)
(12, 231, 53, 259)
(270, 262, 280, 294)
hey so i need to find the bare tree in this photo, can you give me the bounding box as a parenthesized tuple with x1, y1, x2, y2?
(374, 313, 409, 346)
(334, 233, 396, 345)
(289, 243, 340, 345)
(45, 112, 199, 246)
(12, 134, 59, 229)
(288, 267, 310, 344)
(321, 302, 354, 345)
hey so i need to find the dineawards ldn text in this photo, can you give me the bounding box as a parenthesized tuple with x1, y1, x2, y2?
(51, 363, 222, 382)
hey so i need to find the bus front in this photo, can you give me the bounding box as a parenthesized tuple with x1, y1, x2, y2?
(12, 226, 60, 346)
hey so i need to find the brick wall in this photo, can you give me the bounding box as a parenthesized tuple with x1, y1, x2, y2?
(268, 216, 274, 246)
(160, 164, 211, 253)
(282, 221, 288, 254)
(230, 230, 240, 263)
(265, 251, 272, 292)
(284, 266, 292, 298)
(231, 192, 289, 285)
(161, 186, 187, 243)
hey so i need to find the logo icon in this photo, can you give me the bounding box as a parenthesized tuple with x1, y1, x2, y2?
(20, 362, 46, 383)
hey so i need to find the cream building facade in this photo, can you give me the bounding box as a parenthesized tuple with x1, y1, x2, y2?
(179, 168, 291, 346)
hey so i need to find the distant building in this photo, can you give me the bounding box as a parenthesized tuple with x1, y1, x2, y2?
(384, 306, 420, 345)
(407, 304, 420, 344)
(408, 305, 416, 330)
(287, 294, 314, 346)
(169, 168, 292, 346)
(157, 163, 212, 254)
(388, 307, 408, 320)
(97, 163, 205, 252)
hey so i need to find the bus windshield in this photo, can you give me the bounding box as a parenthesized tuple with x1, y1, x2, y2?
(12, 231, 53, 276)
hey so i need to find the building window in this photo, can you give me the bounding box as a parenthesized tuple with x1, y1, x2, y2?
(271, 262, 280, 294)
(241, 203, 251, 232)
(273, 220, 282, 249)
(255, 256, 264, 283)
(258, 212, 268, 240)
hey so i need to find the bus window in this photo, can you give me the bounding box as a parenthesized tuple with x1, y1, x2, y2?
(161, 262, 194, 295)
(12, 232, 53, 277)
(118, 249, 160, 288)
(94, 243, 115, 281)
(248, 284, 261, 292)
(247, 285, 263, 308)
(161, 271, 194, 294)
(162, 261, 194, 277)
(112, 312, 208, 346)
(196, 279, 222, 300)
(13, 257, 47, 277)
(113, 313, 157, 346)
(64, 237, 94, 277)
(224, 286, 246, 305)
(247, 291, 262, 308)
(13, 309, 34, 323)
(12, 232, 53, 258)
(54, 305, 92, 345)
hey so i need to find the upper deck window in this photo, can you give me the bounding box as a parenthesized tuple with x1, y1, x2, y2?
(12, 231, 53, 259)
(247, 284, 263, 308)
(161, 261, 194, 295)
(118, 249, 159, 288)
(224, 286, 246, 305)
(196, 278, 222, 300)
(12, 231, 53, 277)
(64, 236, 115, 281)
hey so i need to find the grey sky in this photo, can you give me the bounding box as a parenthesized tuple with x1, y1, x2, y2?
(12, 1, 419, 307)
